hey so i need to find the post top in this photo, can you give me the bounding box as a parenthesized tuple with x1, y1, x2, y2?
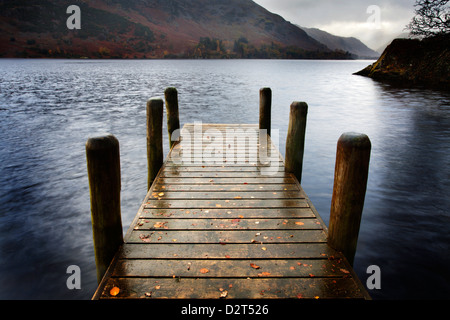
(86, 134, 119, 151)
(338, 132, 371, 150)
(164, 87, 178, 94)
(290, 101, 308, 114)
(147, 97, 164, 108)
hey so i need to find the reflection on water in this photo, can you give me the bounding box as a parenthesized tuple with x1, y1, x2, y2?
(0, 59, 449, 299)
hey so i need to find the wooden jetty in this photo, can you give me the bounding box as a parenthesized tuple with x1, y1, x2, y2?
(89, 88, 371, 300)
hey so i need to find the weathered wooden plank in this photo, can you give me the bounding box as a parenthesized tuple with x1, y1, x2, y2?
(133, 218, 322, 230)
(148, 191, 304, 200)
(159, 171, 288, 178)
(99, 277, 365, 299)
(166, 161, 284, 167)
(151, 184, 299, 192)
(162, 166, 280, 172)
(120, 243, 334, 259)
(154, 177, 295, 184)
(145, 199, 309, 209)
(164, 162, 285, 167)
(129, 230, 327, 244)
(112, 258, 348, 278)
(139, 208, 316, 219)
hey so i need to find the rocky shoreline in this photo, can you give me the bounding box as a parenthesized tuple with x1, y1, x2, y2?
(354, 34, 450, 90)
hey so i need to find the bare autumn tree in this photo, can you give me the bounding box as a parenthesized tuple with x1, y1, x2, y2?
(407, 0, 450, 37)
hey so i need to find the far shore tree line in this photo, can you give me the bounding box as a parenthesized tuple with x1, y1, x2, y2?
(174, 36, 354, 60)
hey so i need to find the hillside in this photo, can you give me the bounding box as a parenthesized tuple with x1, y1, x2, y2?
(354, 34, 450, 90)
(0, 0, 354, 59)
(301, 27, 380, 59)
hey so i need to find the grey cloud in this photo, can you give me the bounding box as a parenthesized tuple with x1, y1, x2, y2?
(253, 0, 417, 50)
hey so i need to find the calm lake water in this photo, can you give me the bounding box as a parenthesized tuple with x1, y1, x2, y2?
(0, 59, 449, 300)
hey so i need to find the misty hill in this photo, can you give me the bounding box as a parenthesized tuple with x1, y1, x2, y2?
(0, 0, 353, 59)
(301, 27, 380, 59)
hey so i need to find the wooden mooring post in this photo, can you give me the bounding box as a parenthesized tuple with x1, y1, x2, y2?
(259, 87, 272, 136)
(86, 135, 123, 283)
(285, 101, 308, 184)
(328, 132, 371, 266)
(146, 98, 164, 190)
(164, 87, 180, 149)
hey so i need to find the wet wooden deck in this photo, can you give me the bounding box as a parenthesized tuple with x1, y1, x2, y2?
(92, 123, 370, 299)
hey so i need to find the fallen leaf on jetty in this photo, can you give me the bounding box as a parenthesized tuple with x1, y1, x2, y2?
(220, 290, 228, 298)
(110, 286, 120, 296)
(154, 221, 167, 228)
(257, 272, 271, 277)
(139, 234, 151, 242)
(158, 192, 164, 197)
(295, 222, 305, 226)
(145, 292, 152, 297)
(200, 268, 209, 274)
(250, 263, 261, 269)
(340, 268, 350, 274)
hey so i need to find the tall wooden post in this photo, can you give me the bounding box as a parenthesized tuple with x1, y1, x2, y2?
(328, 132, 371, 266)
(164, 87, 180, 149)
(86, 135, 123, 283)
(147, 98, 164, 190)
(259, 87, 271, 137)
(285, 101, 308, 184)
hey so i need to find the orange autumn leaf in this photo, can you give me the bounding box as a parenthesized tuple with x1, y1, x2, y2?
(110, 286, 120, 296)
(250, 263, 261, 269)
(295, 222, 305, 226)
(257, 272, 271, 277)
(153, 221, 167, 228)
(200, 268, 209, 274)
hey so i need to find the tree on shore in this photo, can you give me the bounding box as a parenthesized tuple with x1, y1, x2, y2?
(406, 0, 450, 37)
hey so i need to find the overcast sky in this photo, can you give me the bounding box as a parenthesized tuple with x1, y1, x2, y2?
(253, 0, 416, 50)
